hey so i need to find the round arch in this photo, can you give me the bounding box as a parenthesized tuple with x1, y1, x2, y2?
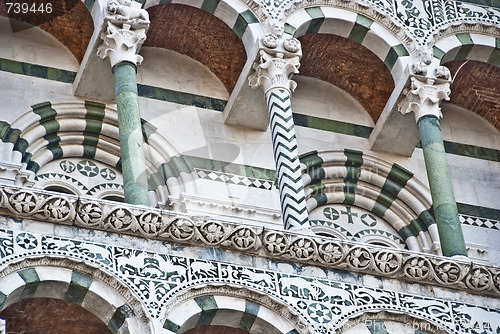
(433, 32, 499, 67)
(161, 283, 311, 334)
(300, 149, 440, 254)
(1, 101, 196, 207)
(284, 5, 413, 81)
(0, 255, 153, 334)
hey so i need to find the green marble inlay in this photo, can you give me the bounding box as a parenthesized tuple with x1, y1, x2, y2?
(285, 23, 296, 36)
(488, 48, 500, 66)
(455, 44, 474, 60)
(0, 58, 76, 83)
(307, 18, 324, 34)
(305, 7, 325, 19)
(113, 62, 150, 206)
(108, 305, 132, 334)
(344, 149, 363, 167)
(0, 121, 11, 139)
(83, 0, 96, 11)
(137, 84, 227, 111)
(240, 301, 259, 331)
(433, 46, 446, 60)
(457, 202, 500, 221)
(18, 268, 40, 284)
(418, 115, 466, 257)
(194, 295, 218, 311)
(64, 271, 93, 305)
(384, 44, 409, 70)
(299, 150, 324, 169)
(163, 319, 180, 331)
(313, 193, 328, 207)
(233, 10, 258, 39)
(456, 33, 474, 45)
(197, 310, 217, 326)
(293, 113, 373, 138)
(443, 141, 500, 162)
(366, 320, 389, 334)
(455, 0, 500, 8)
(0, 291, 6, 310)
(309, 167, 326, 183)
(201, 0, 220, 14)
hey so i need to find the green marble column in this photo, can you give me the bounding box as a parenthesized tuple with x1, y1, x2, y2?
(418, 115, 467, 257)
(113, 61, 150, 206)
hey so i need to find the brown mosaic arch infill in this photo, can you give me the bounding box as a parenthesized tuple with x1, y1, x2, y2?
(144, 4, 246, 94)
(298, 33, 395, 123)
(0, 1, 93, 63)
(446, 60, 500, 131)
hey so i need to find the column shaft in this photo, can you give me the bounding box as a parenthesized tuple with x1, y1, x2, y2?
(266, 88, 310, 230)
(418, 115, 467, 256)
(113, 62, 150, 206)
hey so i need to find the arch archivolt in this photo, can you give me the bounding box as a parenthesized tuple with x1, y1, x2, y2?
(162, 283, 311, 334)
(301, 150, 440, 253)
(0, 255, 152, 334)
(2, 101, 196, 207)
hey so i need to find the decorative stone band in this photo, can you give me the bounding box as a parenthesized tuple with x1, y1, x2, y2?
(1, 185, 499, 298)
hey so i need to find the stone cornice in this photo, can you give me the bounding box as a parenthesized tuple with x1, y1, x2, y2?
(1, 185, 499, 298)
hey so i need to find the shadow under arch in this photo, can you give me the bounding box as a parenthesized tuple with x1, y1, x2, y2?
(161, 283, 311, 334)
(0, 255, 153, 334)
(300, 149, 440, 254)
(0, 101, 197, 207)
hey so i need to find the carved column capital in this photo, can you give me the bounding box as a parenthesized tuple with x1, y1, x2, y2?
(398, 76, 451, 121)
(97, 0, 150, 68)
(249, 50, 300, 94)
(98, 22, 146, 68)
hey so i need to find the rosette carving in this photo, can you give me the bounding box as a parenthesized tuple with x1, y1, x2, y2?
(104, 208, 137, 232)
(433, 260, 463, 285)
(289, 238, 316, 260)
(317, 241, 344, 265)
(42, 196, 74, 222)
(228, 227, 259, 250)
(264, 232, 288, 255)
(76, 202, 103, 227)
(374, 250, 401, 275)
(7, 190, 39, 215)
(345, 246, 372, 270)
(161, 217, 195, 241)
(403, 256, 431, 279)
(200, 221, 226, 245)
(138, 211, 162, 237)
(465, 267, 491, 291)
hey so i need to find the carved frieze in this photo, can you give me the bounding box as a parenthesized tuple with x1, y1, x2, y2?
(1, 185, 499, 299)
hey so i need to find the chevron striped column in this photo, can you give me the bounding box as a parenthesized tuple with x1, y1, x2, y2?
(249, 48, 310, 231)
(266, 88, 310, 230)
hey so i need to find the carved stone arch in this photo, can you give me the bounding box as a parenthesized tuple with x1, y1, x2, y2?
(283, 3, 415, 78)
(336, 310, 451, 334)
(301, 149, 440, 254)
(143, 0, 265, 54)
(0, 255, 153, 334)
(432, 32, 500, 67)
(161, 283, 312, 334)
(1, 101, 196, 207)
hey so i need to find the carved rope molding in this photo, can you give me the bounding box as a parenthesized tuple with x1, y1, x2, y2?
(1, 185, 499, 298)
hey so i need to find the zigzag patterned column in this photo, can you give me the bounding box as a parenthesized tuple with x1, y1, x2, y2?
(249, 43, 310, 231)
(267, 87, 310, 230)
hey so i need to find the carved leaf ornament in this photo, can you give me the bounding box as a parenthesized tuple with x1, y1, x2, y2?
(1, 186, 500, 297)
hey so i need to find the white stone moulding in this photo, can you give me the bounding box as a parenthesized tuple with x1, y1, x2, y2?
(0, 185, 499, 299)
